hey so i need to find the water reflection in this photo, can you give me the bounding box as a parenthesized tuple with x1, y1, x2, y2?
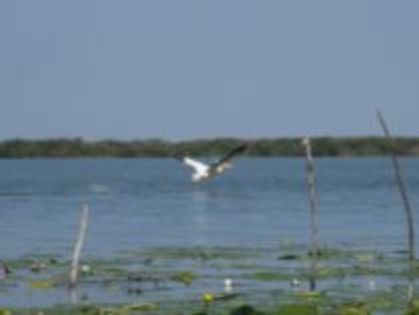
(190, 188, 212, 245)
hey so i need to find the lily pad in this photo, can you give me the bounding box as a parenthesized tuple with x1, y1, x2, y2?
(121, 303, 159, 312)
(253, 271, 291, 281)
(278, 254, 300, 261)
(404, 300, 419, 315)
(28, 278, 56, 289)
(335, 303, 370, 315)
(276, 304, 319, 315)
(171, 271, 196, 285)
(140, 246, 260, 261)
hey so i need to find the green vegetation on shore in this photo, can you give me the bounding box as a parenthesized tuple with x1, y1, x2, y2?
(0, 137, 418, 158)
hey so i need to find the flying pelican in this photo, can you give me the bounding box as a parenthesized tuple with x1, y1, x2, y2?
(176, 144, 247, 182)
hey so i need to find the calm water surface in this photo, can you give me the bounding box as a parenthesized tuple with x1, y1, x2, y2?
(0, 158, 418, 308)
(0, 158, 418, 257)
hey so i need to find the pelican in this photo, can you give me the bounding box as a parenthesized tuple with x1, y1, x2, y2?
(176, 144, 247, 182)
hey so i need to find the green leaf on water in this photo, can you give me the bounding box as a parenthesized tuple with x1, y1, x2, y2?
(121, 303, 159, 312)
(295, 290, 323, 299)
(278, 254, 300, 261)
(404, 300, 419, 315)
(276, 304, 319, 315)
(28, 278, 56, 289)
(171, 270, 196, 285)
(253, 270, 291, 281)
(336, 303, 370, 315)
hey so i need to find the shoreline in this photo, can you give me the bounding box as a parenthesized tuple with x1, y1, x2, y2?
(0, 136, 418, 158)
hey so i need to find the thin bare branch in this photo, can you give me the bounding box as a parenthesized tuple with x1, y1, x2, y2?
(302, 137, 319, 291)
(377, 110, 415, 305)
(68, 204, 89, 288)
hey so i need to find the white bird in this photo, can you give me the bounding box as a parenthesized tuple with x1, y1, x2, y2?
(176, 144, 247, 182)
(224, 278, 233, 293)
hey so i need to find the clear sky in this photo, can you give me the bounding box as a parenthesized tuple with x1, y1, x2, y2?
(1, 1, 418, 140)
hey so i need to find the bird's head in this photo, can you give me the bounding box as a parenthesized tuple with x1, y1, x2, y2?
(216, 163, 232, 173)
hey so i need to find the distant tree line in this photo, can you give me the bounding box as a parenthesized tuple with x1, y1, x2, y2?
(0, 137, 418, 158)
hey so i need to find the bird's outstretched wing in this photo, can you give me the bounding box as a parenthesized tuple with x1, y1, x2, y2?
(211, 144, 247, 169)
(182, 157, 209, 174)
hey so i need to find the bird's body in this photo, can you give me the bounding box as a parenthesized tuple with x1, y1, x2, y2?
(177, 144, 246, 182)
(182, 157, 211, 182)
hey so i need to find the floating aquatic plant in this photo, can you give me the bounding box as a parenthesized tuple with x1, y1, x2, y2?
(28, 278, 57, 289)
(276, 303, 319, 315)
(202, 292, 215, 304)
(139, 245, 262, 261)
(171, 270, 196, 286)
(334, 302, 370, 315)
(0, 309, 12, 315)
(404, 300, 419, 315)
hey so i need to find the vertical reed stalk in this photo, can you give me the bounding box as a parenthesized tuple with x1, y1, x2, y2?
(68, 204, 89, 288)
(302, 137, 319, 291)
(377, 110, 415, 305)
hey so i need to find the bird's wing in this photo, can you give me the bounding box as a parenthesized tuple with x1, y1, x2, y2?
(211, 144, 247, 168)
(182, 157, 209, 174)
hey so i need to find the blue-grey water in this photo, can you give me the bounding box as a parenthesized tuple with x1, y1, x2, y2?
(0, 158, 418, 308)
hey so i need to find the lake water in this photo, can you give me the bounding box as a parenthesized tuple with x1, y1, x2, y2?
(0, 158, 418, 309)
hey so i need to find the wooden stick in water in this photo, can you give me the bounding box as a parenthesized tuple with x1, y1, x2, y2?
(68, 204, 89, 288)
(302, 137, 319, 291)
(377, 110, 415, 305)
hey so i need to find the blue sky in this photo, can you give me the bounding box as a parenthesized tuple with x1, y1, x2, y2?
(1, 1, 418, 140)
